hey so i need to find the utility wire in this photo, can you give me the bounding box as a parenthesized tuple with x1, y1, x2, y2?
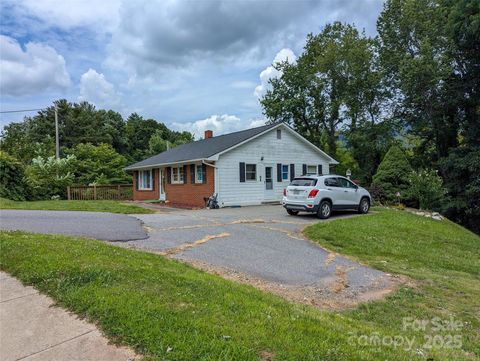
(0, 108, 44, 114)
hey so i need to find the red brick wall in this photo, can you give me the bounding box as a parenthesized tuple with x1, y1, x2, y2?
(133, 169, 160, 201)
(132, 165, 215, 208)
(165, 165, 215, 208)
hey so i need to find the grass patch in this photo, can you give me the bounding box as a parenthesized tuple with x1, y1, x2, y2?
(304, 207, 480, 360)
(0, 198, 154, 214)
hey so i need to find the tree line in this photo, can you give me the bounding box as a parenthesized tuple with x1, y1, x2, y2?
(261, 0, 479, 234)
(0, 99, 194, 199)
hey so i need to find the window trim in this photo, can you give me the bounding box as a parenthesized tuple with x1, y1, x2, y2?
(138, 169, 152, 190)
(195, 164, 204, 184)
(306, 164, 317, 174)
(171, 166, 184, 184)
(281, 164, 289, 181)
(276, 129, 282, 139)
(245, 163, 257, 182)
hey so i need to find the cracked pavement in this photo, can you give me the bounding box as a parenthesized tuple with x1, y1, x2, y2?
(117, 205, 394, 302)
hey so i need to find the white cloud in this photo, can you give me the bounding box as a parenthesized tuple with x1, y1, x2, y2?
(231, 80, 257, 89)
(254, 48, 297, 99)
(78, 68, 120, 109)
(171, 114, 266, 139)
(0, 35, 71, 96)
(4, 0, 121, 31)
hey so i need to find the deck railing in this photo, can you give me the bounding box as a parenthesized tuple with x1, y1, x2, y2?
(67, 184, 133, 201)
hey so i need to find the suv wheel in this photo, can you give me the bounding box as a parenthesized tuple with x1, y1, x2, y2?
(358, 197, 370, 214)
(317, 200, 332, 219)
(287, 209, 299, 216)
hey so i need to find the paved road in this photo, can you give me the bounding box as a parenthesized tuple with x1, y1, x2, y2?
(0, 210, 147, 241)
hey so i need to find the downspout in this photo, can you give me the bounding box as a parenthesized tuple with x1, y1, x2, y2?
(202, 161, 220, 206)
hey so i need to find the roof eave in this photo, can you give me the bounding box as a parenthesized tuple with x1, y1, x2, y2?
(124, 158, 207, 171)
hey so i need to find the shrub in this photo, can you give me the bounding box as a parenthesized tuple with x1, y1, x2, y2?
(407, 169, 446, 210)
(25, 155, 76, 199)
(371, 145, 413, 203)
(0, 151, 29, 200)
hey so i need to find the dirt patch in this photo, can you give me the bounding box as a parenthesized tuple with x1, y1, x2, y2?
(331, 265, 355, 293)
(231, 219, 266, 224)
(325, 253, 336, 266)
(260, 350, 275, 361)
(162, 233, 230, 256)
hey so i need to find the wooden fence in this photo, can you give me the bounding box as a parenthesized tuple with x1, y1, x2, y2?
(67, 184, 133, 201)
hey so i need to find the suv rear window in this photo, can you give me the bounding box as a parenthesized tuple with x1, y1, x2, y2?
(290, 178, 317, 186)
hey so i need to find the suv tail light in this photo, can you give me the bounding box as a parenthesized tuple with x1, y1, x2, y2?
(307, 189, 319, 198)
(283, 188, 287, 196)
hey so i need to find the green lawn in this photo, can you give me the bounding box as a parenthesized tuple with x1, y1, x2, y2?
(0, 198, 154, 214)
(1, 208, 478, 360)
(304, 208, 480, 360)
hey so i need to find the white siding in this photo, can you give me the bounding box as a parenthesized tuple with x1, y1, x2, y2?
(215, 126, 332, 207)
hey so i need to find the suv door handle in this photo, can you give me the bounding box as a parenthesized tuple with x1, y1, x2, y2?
(344, 190, 348, 193)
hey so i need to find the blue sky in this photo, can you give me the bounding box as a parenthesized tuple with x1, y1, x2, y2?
(0, 0, 383, 138)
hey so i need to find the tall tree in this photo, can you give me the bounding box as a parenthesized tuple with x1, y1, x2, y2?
(377, 0, 459, 161)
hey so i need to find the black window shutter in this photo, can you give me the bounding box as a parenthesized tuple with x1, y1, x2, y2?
(276, 163, 282, 182)
(318, 164, 323, 175)
(190, 164, 195, 184)
(202, 164, 207, 184)
(166, 167, 171, 184)
(152, 169, 155, 190)
(302, 164, 307, 175)
(290, 164, 295, 181)
(183, 165, 188, 184)
(135, 171, 139, 190)
(239, 162, 245, 183)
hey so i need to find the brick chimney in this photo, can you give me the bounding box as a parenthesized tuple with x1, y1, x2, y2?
(204, 130, 213, 139)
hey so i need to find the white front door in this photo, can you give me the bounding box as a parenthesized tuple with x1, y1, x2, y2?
(159, 169, 166, 200)
(264, 165, 275, 199)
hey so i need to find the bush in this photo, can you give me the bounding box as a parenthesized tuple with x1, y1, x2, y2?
(407, 169, 446, 210)
(25, 155, 76, 199)
(371, 145, 413, 203)
(0, 151, 29, 200)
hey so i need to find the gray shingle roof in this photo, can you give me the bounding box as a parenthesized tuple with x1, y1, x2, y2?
(125, 123, 279, 170)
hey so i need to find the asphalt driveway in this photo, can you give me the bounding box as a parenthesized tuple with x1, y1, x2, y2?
(121, 205, 393, 302)
(0, 210, 147, 241)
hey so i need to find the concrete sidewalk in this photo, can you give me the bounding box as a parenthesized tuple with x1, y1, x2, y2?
(0, 272, 136, 361)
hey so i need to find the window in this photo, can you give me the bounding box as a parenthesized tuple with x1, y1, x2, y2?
(324, 177, 340, 187)
(171, 166, 184, 184)
(337, 177, 358, 189)
(290, 178, 317, 187)
(139, 170, 152, 190)
(195, 165, 204, 183)
(282, 164, 289, 180)
(307, 165, 317, 174)
(245, 164, 257, 181)
(276, 129, 282, 139)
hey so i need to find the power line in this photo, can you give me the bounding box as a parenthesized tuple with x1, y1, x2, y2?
(0, 108, 44, 114)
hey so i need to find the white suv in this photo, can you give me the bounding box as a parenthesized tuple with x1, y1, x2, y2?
(282, 175, 371, 219)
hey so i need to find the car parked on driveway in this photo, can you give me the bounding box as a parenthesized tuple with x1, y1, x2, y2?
(282, 175, 371, 219)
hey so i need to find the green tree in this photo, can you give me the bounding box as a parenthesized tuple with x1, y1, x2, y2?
(372, 145, 413, 203)
(25, 155, 76, 199)
(261, 22, 385, 158)
(66, 143, 130, 185)
(0, 152, 29, 200)
(377, 0, 459, 161)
